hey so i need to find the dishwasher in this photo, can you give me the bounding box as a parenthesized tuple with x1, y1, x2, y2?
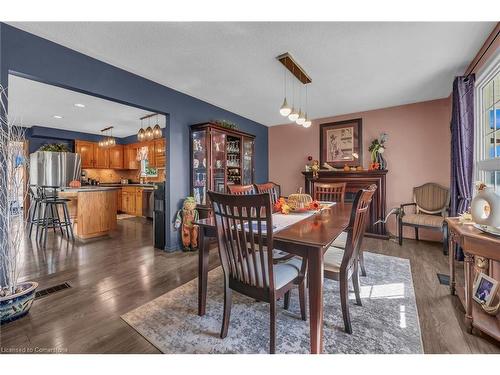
(142, 188, 154, 219)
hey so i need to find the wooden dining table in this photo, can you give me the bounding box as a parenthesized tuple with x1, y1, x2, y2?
(195, 202, 352, 354)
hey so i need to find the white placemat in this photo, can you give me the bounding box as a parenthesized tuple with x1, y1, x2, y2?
(273, 202, 336, 233)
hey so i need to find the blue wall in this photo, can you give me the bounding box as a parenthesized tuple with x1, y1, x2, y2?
(0, 23, 269, 251)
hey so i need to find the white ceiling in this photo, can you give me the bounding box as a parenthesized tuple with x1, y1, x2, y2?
(8, 74, 165, 137)
(9, 22, 496, 126)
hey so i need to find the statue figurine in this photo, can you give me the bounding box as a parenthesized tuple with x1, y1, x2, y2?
(311, 159, 320, 179)
(174, 196, 199, 252)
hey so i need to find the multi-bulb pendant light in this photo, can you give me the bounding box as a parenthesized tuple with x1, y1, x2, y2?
(278, 57, 312, 127)
(98, 126, 116, 148)
(137, 114, 163, 141)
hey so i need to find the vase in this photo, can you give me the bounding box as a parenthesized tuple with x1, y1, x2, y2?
(471, 187, 500, 227)
(376, 153, 387, 170)
(0, 282, 38, 325)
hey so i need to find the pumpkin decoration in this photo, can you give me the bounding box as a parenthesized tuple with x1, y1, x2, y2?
(69, 180, 81, 188)
(343, 164, 350, 171)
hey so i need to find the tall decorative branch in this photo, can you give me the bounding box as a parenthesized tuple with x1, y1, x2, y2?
(0, 84, 30, 296)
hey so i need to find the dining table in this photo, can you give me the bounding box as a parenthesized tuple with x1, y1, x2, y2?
(195, 202, 353, 354)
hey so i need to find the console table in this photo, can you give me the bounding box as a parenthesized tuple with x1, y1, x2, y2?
(447, 218, 500, 341)
(302, 169, 388, 238)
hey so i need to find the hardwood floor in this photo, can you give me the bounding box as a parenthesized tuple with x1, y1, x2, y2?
(1, 218, 498, 353)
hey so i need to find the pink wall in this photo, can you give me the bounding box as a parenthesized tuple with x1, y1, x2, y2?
(269, 98, 452, 240)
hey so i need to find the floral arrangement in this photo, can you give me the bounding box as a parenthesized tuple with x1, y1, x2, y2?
(214, 119, 237, 130)
(368, 132, 388, 170)
(274, 197, 321, 215)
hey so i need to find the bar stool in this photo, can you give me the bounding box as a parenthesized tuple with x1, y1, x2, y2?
(39, 198, 75, 247)
(27, 185, 44, 238)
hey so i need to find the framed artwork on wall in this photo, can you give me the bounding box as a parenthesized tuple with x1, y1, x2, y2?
(320, 118, 362, 168)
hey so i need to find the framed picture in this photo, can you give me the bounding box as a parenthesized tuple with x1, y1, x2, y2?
(320, 118, 362, 168)
(472, 273, 499, 306)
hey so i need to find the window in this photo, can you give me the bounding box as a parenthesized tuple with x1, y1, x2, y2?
(475, 52, 500, 194)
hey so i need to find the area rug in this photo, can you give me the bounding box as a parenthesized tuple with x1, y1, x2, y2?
(121, 252, 423, 354)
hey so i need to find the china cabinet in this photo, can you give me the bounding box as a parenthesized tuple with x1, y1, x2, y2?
(190, 122, 255, 212)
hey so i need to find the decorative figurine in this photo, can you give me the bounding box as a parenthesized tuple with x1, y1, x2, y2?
(174, 196, 199, 252)
(311, 160, 320, 179)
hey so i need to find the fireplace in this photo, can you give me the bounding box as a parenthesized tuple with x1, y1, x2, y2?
(302, 170, 388, 239)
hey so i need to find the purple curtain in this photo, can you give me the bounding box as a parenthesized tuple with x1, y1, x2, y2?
(450, 75, 475, 260)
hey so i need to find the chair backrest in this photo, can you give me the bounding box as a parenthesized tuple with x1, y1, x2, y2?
(227, 184, 256, 195)
(255, 182, 281, 205)
(208, 191, 276, 292)
(313, 182, 346, 203)
(413, 183, 450, 214)
(342, 184, 377, 272)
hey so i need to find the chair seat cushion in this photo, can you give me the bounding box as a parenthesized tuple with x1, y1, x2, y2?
(331, 231, 347, 249)
(402, 213, 444, 228)
(324, 246, 344, 273)
(238, 252, 302, 290)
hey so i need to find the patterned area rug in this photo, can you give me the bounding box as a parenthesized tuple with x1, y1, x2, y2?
(121, 252, 423, 354)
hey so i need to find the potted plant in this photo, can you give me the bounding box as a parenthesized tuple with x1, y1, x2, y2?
(0, 85, 38, 324)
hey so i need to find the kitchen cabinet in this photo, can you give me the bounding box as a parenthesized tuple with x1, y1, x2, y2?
(94, 145, 109, 168)
(75, 140, 95, 168)
(121, 190, 136, 215)
(135, 187, 143, 216)
(116, 188, 122, 213)
(109, 145, 124, 169)
(124, 143, 140, 170)
(154, 138, 166, 168)
(147, 141, 156, 168)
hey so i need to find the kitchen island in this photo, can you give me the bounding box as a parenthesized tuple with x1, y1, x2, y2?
(58, 187, 119, 239)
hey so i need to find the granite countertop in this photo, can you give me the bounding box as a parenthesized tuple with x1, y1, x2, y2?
(59, 186, 120, 192)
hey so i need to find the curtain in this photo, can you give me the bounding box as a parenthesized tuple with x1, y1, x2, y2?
(450, 75, 475, 260)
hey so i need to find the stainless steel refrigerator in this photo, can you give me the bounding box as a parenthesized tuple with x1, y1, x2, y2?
(30, 151, 81, 187)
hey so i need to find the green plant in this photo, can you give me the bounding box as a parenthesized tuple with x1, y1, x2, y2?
(214, 120, 237, 130)
(38, 143, 71, 152)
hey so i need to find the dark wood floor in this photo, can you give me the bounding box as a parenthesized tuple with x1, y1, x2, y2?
(1, 218, 498, 353)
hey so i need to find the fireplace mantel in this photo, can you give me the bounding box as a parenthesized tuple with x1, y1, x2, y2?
(302, 169, 389, 239)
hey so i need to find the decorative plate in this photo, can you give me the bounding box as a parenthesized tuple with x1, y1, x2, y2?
(473, 224, 500, 237)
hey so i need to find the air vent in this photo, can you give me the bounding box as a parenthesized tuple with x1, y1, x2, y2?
(35, 282, 71, 299)
(437, 273, 450, 286)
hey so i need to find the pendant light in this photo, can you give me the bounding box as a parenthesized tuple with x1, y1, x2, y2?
(138, 119, 146, 141)
(302, 84, 312, 128)
(99, 126, 116, 147)
(153, 114, 162, 139)
(296, 84, 305, 125)
(145, 117, 154, 141)
(288, 68, 299, 121)
(279, 69, 291, 116)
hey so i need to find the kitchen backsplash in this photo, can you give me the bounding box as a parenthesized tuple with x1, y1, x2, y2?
(83, 169, 165, 183)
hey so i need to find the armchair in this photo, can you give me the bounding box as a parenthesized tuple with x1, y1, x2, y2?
(398, 183, 450, 254)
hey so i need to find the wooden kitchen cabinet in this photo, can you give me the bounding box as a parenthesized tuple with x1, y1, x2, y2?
(75, 140, 95, 168)
(154, 138, 166, 168)
(109, 145, 124, 169)
(124, 143, 140, 170)
(135, 188, 143, 216)
(116, 188, 122, 213)
(94, 145, 109, 168)
(121, 190, 136, 215)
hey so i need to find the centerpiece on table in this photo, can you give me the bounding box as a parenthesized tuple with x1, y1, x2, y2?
(274, 189, 323, 215)
(368, 132, 389, 170)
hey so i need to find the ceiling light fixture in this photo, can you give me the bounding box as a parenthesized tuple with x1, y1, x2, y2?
(152, 114, 162, 139)
(277, 53, 312, 127)
(74, 103, 85, 108)
(279, 69, 291, 117)
(99, 126, 116, 148)
(145, 117, 154, 141)
(53, 115, 63, 119)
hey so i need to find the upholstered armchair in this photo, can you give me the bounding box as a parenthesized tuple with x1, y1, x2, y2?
(398, 183, 450, 254)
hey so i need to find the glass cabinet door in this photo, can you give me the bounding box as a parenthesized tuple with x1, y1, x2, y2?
(211, 131, 226, 193)
(192, 130, 208, 205)
(242, 137, 254, 185)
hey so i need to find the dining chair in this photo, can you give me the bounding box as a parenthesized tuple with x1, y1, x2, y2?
(208, 191, 307, 354)
(323, 184, 377, 334)
(255, 182, 281, 205)
(313, 182, 346, 203)
(226, 184, 256, 195)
